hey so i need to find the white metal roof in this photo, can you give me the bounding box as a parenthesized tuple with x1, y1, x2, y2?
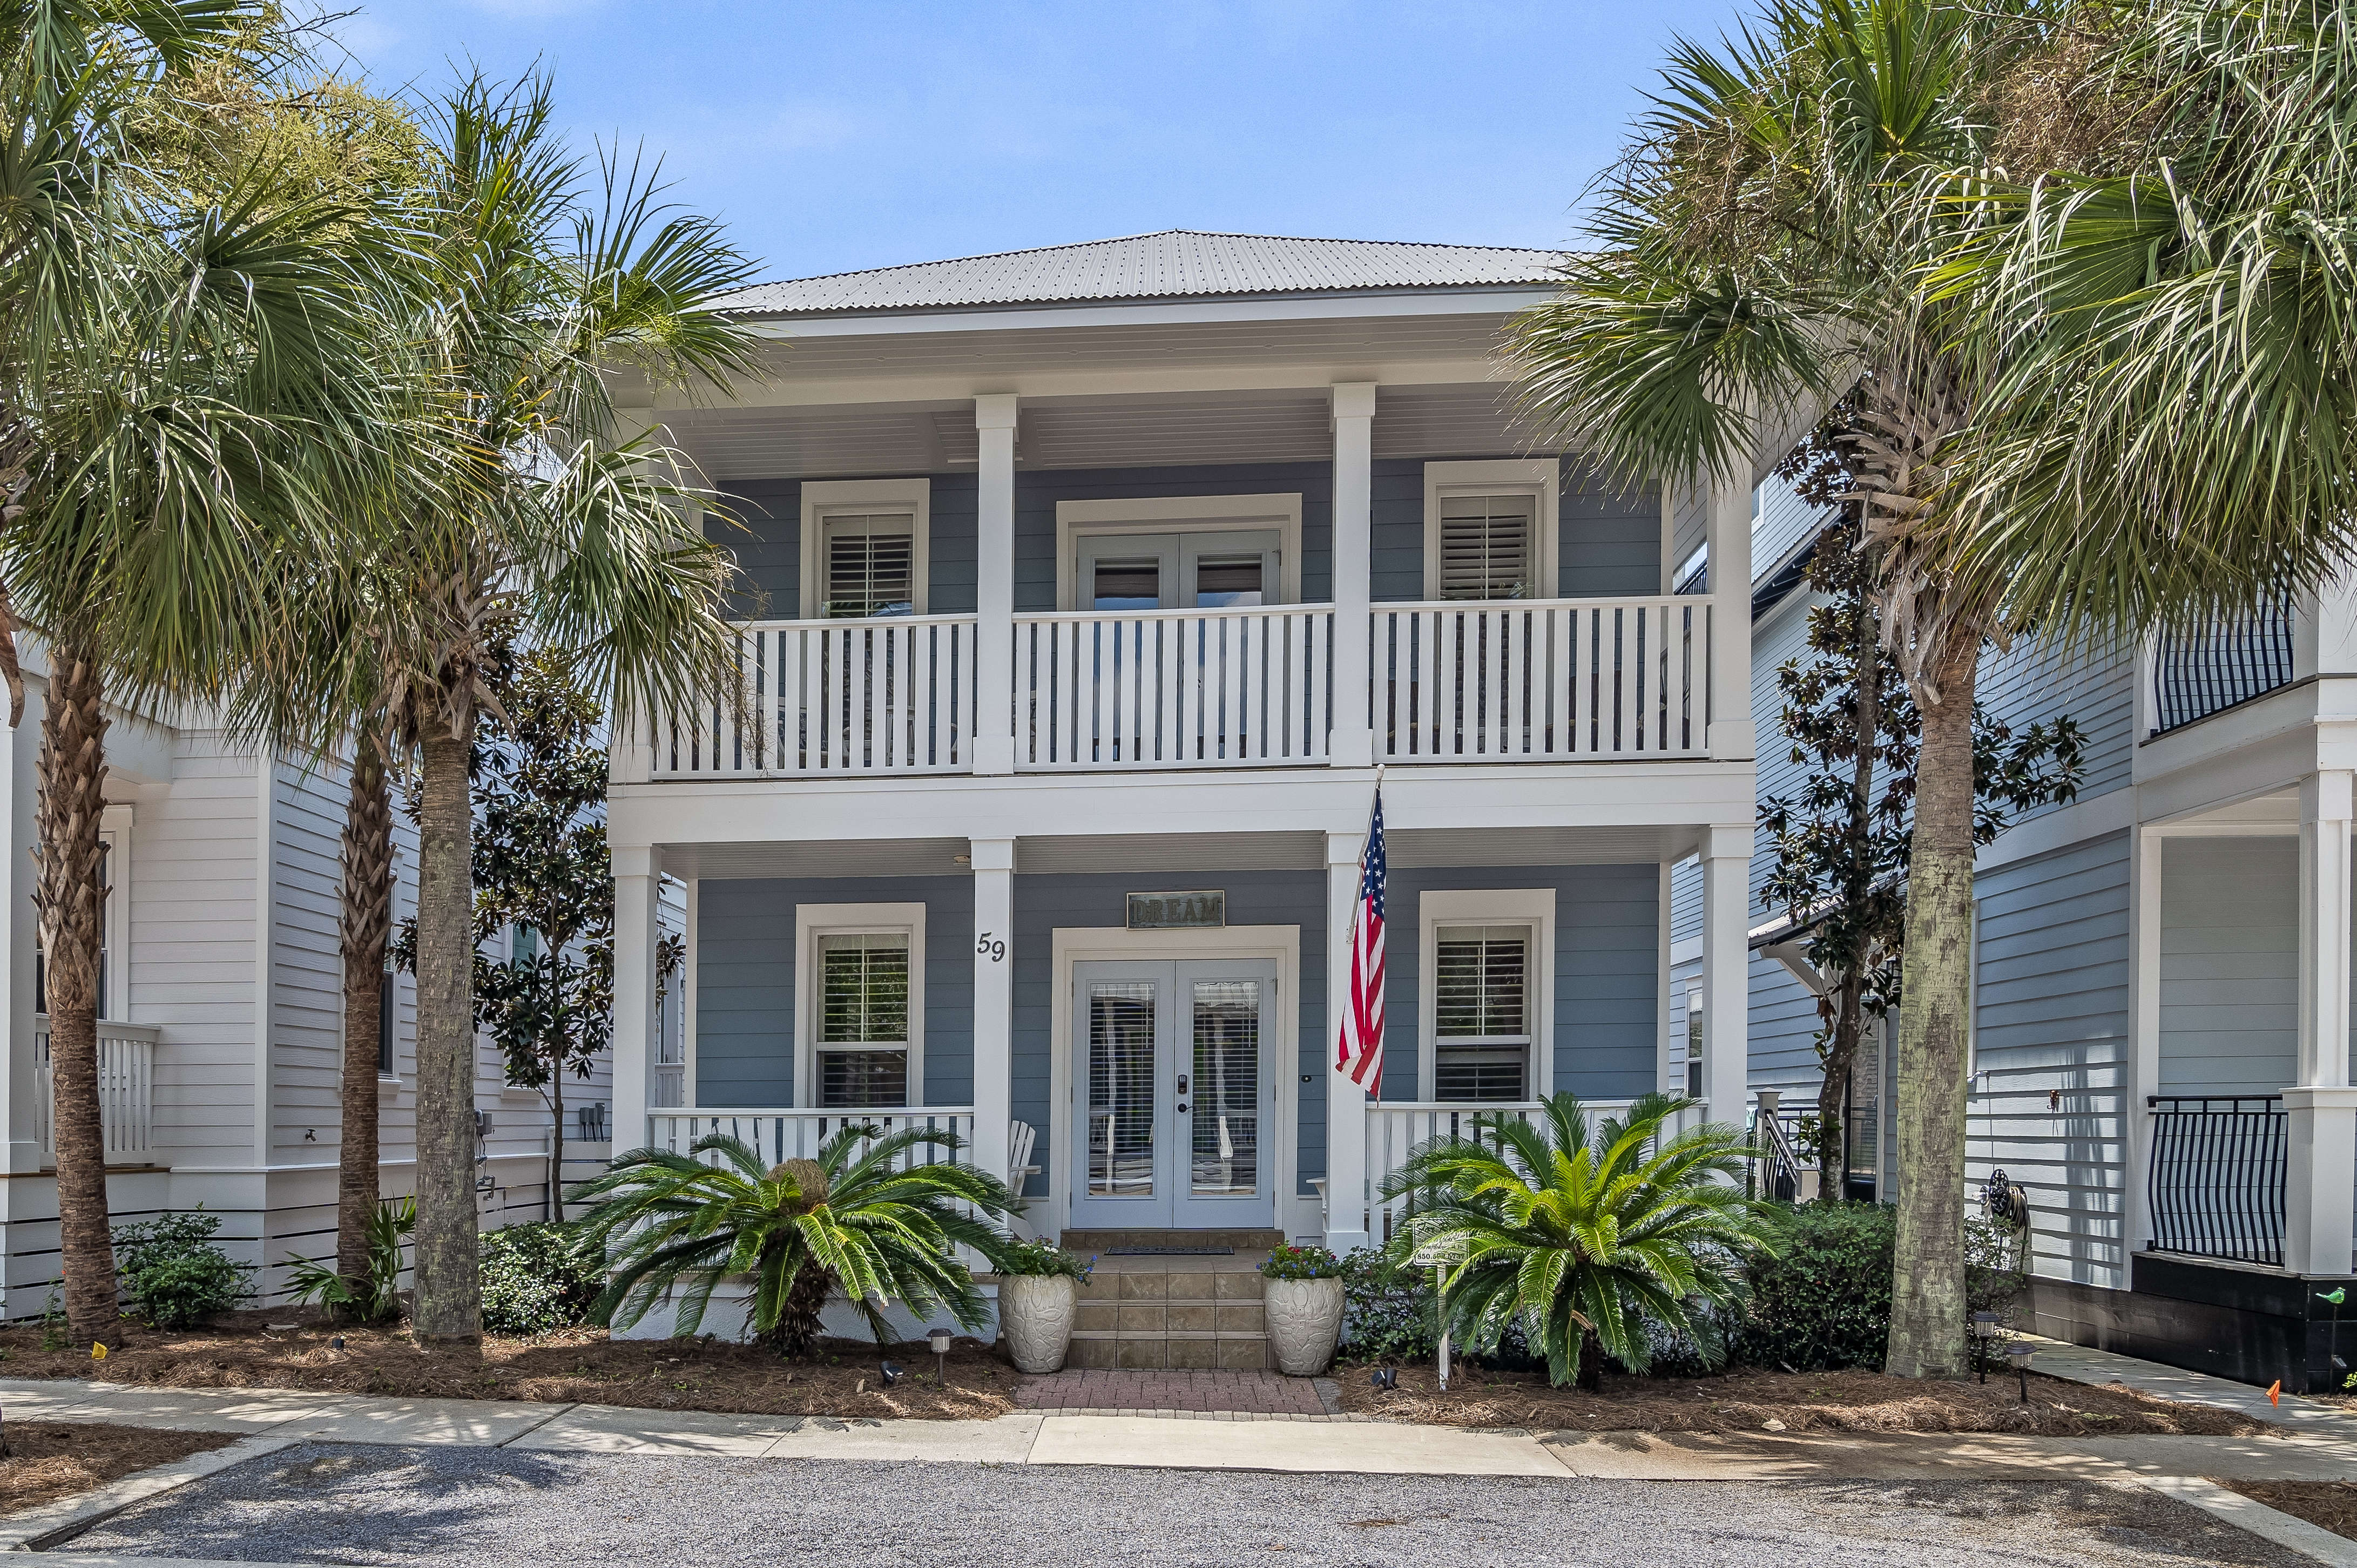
(720, 229, 1568, 316)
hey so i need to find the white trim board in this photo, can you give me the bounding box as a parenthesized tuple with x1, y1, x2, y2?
(1415, 888, 1556, 1102)
(1422, 459, 1559, 601)
(1044, 924, 1302, 1240)
(793, 901, 927, 1108)
(1053, 493, 1304, 611)
(798, 478, 931, 620)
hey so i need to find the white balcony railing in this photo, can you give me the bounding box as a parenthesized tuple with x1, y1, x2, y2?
(654, 616, 978, 778)
(649, 1107, 976, 1170)
(1015, 604, 1332, 770)
(1363, 1097, 1691, 1240)
(32, 1019, 158, 1162)
(1375, 598, 1710, 762)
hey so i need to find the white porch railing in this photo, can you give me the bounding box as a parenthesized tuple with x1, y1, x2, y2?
(649, 1107, 976, 1170)
(654, 616, 978, 778)
(1375, 598, 1711, 761)
(1015, 604, 1332, 769)
(32, 1019, 159, 1161)
(1365, 1098, 1660, 1241)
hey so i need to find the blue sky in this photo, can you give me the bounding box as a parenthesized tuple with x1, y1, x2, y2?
(329, 1, 1744, 285)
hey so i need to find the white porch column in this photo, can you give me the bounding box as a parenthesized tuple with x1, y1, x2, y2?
(970, 836, 1015, 1185)
(2287, 771, 2357, 1276)
(974, 395, 1019, 776)
(611, 846, 661, 1150)
(1701, 826, 1752, 1124)
(1323, 828, 1372, 1250)
(2295, 567, 2357, 681)
(1705, 473, 1754, 759)
(1328, 383, 1375, 769)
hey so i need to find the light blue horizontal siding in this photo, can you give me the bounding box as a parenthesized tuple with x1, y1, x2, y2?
(1969, 830, 2131, 1288)
(1977, 633, 2135, 820)
(2159, 835, 2297, 1097)
(1014, 463, 1335, 612)
(693, 875, 975, 1109)
(1559, 468, 1660, 597)
(1751, 476, 1828, 579)
(706, 474, 979, 618)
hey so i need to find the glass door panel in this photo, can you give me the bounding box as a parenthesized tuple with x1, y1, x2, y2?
(1069, 962, 1176, 1227)
(1172, 959, 1278, 1227)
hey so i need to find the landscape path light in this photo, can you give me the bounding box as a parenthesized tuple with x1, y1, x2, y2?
(1969, 1313, 2001, 1383)
(2004, 1342, 2034, 1404)
(930, 1328, 953, 1385)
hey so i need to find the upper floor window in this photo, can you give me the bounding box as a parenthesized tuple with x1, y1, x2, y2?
(816, 932, 910, 1108)
(1423, 460, 1559, 603)
(1436, 496, 1535, 601)
(822, 512, 916, 618)
(1433, 923, 1531, 1102)
(799, 479, 929, 620)
(1055, 494, 1303, 611)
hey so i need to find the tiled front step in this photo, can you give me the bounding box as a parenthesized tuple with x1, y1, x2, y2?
(1068, 1263, 1268, 1369)
(1062, 1228, 1286, 1252)
(1068, 1334, 1269, 1369)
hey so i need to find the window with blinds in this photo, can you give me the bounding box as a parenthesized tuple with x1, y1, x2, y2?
(817, 933, 910, 1107)
(1437, 495, 1535, 601)
(822, 512, 916, 618)
(1433, 925, 1531, 1101)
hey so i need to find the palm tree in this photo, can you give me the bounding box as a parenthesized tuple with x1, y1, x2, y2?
(570, 1127, 1023, 1356)
(0, 1, 409, 1345)
(1507, 0, 2058, 1378)
(1932, 2, 2357, 633)
(364, 76, 761, 1344)
(1380, 1093, 1771, 1389)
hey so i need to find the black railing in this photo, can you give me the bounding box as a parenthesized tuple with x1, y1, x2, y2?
(2146, 1094, 2287, 1266)
(2152, 606, 2296, 735)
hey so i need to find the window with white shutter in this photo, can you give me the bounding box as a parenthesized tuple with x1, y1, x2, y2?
(821, 512, 916, 618)
(816, 933, 910, 1107)
(1433, 924, 1531, 1101)
(1437, 495, 1536, 601)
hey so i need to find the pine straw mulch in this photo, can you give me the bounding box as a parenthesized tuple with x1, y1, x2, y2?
(2223, 1481, 2357, 1542)
(1336, 1361, 2275, 1437)
(0, 1422, 235, 1516)
(0, 1310, 1019, 1422)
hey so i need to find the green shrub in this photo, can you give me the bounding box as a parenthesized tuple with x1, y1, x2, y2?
(1735, 1203, 2030, 1371)
(1340, 1247, 1436, 1361)
(113, 1211, 252, 1329)
(282, 1197, 416, 1323)
(480, 1223, 604, 1336)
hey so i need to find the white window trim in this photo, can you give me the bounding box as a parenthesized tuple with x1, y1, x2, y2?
(799, 478, 930, 620)
(98, 803, 131, 1022)
(1417, 888, 1555, 1103)
(1422, 459, 1561, 603)
(1045, 923, 1304, 1241)
(1054, 493, 1304, 611)
(794, 901, 926, 1109)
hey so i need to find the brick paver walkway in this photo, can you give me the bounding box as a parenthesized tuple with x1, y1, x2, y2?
(1014, 1369, 1333, 1417)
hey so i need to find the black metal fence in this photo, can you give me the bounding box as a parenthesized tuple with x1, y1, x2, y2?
(2146, 1094, 2287, 1266)
(2151, 607, 2296, 735)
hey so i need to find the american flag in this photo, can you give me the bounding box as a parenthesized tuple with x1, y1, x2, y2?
(1335, 787, 1386, 1095)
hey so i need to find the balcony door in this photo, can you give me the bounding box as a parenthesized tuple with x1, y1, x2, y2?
(1069, 958, 1278, 1229)
(1077, 530, 1283, 611)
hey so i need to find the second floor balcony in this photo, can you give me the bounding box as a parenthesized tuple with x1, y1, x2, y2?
(646, 593, 1718, 780)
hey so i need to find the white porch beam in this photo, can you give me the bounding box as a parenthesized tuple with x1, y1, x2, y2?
(974, 395, 1018, 776)
(1706, 474, 1754, 760)
(1323, 828, 1372, 1251)
(2287, 771, 2357, 1276)
(1329, 383, 1375, 769)
(611, 846, 661, 1155)
(1701, 825, 1752, 1126)
(970, 837, 1015, 1185)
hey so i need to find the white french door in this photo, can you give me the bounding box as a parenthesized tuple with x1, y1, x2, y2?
(1068, 958, 1279, 1229)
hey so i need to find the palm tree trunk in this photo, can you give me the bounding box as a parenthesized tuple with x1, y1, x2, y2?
(1885, 634, 1980, 1379)
(411, 728, 479, 1344)
(38, 643, 118, 1347)
(336, 731, 393, 1289)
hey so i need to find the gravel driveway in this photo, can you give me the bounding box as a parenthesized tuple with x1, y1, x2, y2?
(60, 1442, 2310, 1567)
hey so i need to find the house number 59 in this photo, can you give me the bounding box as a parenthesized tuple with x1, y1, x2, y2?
(976, 933, 1007, 963)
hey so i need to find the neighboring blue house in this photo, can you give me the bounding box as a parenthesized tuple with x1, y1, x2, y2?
(1696, 474, 2357, 1392)
(601, 231, 1769, 1367)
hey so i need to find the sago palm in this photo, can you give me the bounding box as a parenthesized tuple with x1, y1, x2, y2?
(1508, 0, 2059, 1377)
(570, 1126, 1022, 1356)
(1380, 1092, 1772, 1390)
(0, 1, 410, 1344)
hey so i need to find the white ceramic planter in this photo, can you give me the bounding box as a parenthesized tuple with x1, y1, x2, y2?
(1264, 1275, 1346, 1375)
(999, 1273, 1078, 1374)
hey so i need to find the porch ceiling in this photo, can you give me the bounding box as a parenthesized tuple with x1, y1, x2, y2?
(658, 836, 969, 880)
(666, 382, 1564, 484)
(2157, 785, 2301, 834)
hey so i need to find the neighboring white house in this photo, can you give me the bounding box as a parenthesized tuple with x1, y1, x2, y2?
(0, 638, 660, 1315)
(602, 229, 1771, 1362)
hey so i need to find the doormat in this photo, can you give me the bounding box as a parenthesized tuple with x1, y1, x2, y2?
(1102, 1246, 1235, 1256)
